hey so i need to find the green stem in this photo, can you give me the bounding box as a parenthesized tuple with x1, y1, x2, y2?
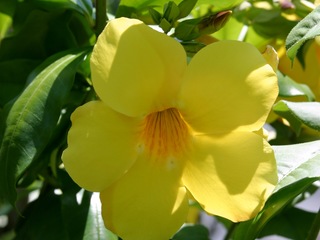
(95, 0, 108, 37)
(307, 206, 320, 240)
(224, 222, 238, 240)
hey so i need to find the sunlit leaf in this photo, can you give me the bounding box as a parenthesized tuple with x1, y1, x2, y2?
(273, 100, 320, 134)
(286, 5, 320, 63)
(274, 140, 320, 190)
(0, 48, 89, 205)
(277, 71, 315, 101)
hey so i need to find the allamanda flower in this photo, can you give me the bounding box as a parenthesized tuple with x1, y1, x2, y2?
(62, 17, 279, 240)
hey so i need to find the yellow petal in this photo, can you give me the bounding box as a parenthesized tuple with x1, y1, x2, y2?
(100, 153, 189, 240)
(262, 45, 279, 72)
(182, 132, 277, 222)
(91, 17, 187, 117)
(62, 101, 141, 192)
(178, 40, 278, 134)
(278, 40, 320, 101)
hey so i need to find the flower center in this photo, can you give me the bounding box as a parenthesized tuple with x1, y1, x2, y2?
(141, 108, 191, 159)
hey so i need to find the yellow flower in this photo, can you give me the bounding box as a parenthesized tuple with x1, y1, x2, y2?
(62, 18, 278, 240)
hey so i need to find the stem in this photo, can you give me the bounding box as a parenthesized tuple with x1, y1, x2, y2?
(224, 222, 238, 240)
(95, 0, 108, 37)
(307, 206, 320, 240)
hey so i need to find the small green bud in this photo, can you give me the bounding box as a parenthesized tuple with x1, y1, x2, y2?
(198, 10, 232, 35)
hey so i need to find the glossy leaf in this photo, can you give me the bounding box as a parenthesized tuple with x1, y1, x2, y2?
(83, 193, 118, 240)
(172, 224, 210, 240)
(0, 48, 89, 205)
(273, 100, 320, 134)
(286, 5, 320, 62)
(277, 71, 315, 101)
(273, 140, 320, 191)
(76, 0, 93, 17)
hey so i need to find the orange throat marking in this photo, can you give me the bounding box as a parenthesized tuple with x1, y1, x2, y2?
(141, 108, 191, 159)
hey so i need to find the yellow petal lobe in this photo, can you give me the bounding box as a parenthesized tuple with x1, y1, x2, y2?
(62, 101, 141, 192)
(182, 132, 277, 222)
(100, 154, 189, 240)
(179, 40, 278, 134)
(91, 18, 187, 117)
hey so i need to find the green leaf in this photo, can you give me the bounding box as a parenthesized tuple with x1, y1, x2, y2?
(273, 140, 320, 191)
(15, 191, 69, 240)
(175, 11, 231, 41)
(273, 100, 320, 134)
(181, 42, 206, 57)
(0, 48, 90, 205)
(83, 193, 118, 240)
(175, 18, 201, 41)
(0, 10, 78, 61)
(172, 224, 210, 240)
(178, 0, 197, 19)
(75, 0, 93, 17)
(116, 0, 180, 19)
(233, 141, 320, 240)
(286, 5, 320, 63)
(0, 59, 40, 107)
(148, 7, 162, 24)
(277, 71, 315, 101)
(163, 1, 180, 22)
(59, 170, 92, 240)
(30, 0, 86, 15)
(259, 207, 317, 239)
(252, 9, 296, 39)
(159, 18, 172, 33)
